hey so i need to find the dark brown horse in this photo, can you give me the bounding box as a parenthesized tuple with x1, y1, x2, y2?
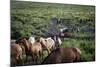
(42, 47, 81, 64)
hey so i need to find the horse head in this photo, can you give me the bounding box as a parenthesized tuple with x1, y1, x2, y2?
(16, 37, 30, 52)
(39, 37, 47, 49)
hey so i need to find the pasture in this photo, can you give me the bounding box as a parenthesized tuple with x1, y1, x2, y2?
(11, 1, 95, 66)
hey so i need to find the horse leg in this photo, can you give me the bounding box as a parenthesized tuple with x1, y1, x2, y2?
(40, 51, 43, 64)
(32, 53, 39, 64)
(32, 54, 36, 64)
(16, 57, 22, 65)
(15, 54, 21, 65)
(15, 56, 19, 65)
(19, 54, 24, 65)
(37, 51, 42, 64)
(47, 48, 51, 54)
(36, 53, 40, 64)
(38, 51, 41, 63)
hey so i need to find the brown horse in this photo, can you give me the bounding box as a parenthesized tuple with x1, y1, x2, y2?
(15, 37, 30, 55)
(11, 41, 23, 65)
(30, 41, 43, 64)
(16, 37, 43, 64)
(42, 47, 81, 64)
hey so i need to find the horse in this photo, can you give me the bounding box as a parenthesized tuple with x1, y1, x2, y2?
(40, 37, 55, 54)
(15, 37, 43, 64)
(28, 36, 35, 45)
(59, 27, 72, 40)
(45, 37, 55, 52)
(15, 37, 29, 55)
(57, 37, 62, 46)
(11, 41, 23, 65)
(53, 36, 62, 48)
(30, 41, 43, 64)
(42, 47, 81, 64)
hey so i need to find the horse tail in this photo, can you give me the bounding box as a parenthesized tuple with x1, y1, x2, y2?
(74, 47, 81, 55)
(72, 47, 81, 62)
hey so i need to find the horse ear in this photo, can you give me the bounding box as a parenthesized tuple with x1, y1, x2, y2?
(38, 37, 42, 42)
(15, 39, 19, 44)
(35, 37, 40, 42)
(37, 39, 40, 42)
(45, 39, 47, 42)
(24, 37, 28, 40)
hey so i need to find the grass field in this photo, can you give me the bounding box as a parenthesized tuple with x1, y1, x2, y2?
(11, 1, 95, 66)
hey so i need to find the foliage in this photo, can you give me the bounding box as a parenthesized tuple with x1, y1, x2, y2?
(11, 1, 95, 39)
(11, 1, 95, 64)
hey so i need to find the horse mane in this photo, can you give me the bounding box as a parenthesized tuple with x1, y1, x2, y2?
(41, 48, 60, 64)
(15, 36, 29, 44)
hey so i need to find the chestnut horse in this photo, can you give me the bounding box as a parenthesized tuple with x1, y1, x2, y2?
(16, 37, 43, 64)
(11, 41, 23, 65)
(42, 47, 81, 64)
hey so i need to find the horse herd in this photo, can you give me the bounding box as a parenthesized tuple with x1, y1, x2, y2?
(11, 36, 81, 66)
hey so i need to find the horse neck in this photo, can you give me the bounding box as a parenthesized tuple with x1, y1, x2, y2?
(40, 38, 47, 48)
(24, 39, 30, 51)
(42, 48, 60, 64)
